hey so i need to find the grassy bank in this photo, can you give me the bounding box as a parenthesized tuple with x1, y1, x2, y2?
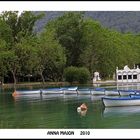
(0, 80, 120, 90)
(1, 82, 70, 89)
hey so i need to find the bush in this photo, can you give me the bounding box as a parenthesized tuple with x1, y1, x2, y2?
(77, 67, 90, 84)
(64, 66, 90, 84)
(64, 66, 77, 83)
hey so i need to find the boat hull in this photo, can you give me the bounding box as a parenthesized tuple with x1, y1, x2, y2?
(91, 90, 105, 95)
(77, 89, 91, 95)
(102, 97, 140, 107)
(42, 87, 78, 94)
(63, 90, 78, 94)
(119, 91, 135, 96)
(105, 90, 119, 96)
(62, 87, 78, 94)
(41, 89, 64, 94)
(16, 90, 41, 94)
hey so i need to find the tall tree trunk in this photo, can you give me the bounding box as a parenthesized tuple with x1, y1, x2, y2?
(12, 71, 17, 90)
(1, 75, 4, 85)
(40, 71, 45, 85)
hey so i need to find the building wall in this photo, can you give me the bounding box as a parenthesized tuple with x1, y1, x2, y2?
(116, 65, 140, 83)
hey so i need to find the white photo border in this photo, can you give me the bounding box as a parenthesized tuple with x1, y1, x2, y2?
(0, 1, 140, 139)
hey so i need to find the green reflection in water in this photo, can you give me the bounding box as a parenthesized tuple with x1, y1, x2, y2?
(0, 86, 140, 128)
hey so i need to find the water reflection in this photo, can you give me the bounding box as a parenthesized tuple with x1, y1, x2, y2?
(12, 92, 105, 105)
(117, 83, 140, 91)
(3, 83, 140, 128)
(12, 93, 64, 102)
(103, 106, 140, 118)
(77, 110, 87, 117)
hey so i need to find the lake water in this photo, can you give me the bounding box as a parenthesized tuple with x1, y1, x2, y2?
(1, 84, 140, 128)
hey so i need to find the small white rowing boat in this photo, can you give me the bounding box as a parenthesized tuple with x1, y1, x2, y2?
(118, 90, 136, 96)
(91, 88, 105, 95)
(62, 87, 78, 94)
(15, 90, 41, 94)
(12, 90, 41, 97)
(41, 88, 64, 94)
(104, 90, 119, 96)
(102, 96, 140, 107)
(77, 88, 91, 95)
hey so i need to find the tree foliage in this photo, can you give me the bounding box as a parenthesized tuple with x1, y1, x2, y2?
(64, 66, 90, 84)
(45, 12, 86, 66)
(0, 11, 140, 85)
(35, 28, 66, 83)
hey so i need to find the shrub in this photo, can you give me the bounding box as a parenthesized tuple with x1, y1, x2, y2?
(64, 66, 90, 84)
(64, 66, 77, 84)
(77, 67, 90, 84)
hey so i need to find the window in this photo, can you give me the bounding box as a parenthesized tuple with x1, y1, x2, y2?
(123, 75, 127, 79)
(133, 75, 137, 79)
(128, 75, 132, 79)
(118, 75, 122, 80)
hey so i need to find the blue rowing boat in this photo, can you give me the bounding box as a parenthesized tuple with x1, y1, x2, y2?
(102, 96, 140, 107)
(91, 88, 105, 95)
(77, 88, 91, 95)
(104, 90, 119, 96)
(118, 89, 136, 96)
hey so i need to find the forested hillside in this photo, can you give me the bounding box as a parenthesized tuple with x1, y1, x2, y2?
(34, 11, 140, 34)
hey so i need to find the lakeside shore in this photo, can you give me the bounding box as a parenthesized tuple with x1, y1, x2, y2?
(0, 82, 70, 89)
(1, 80, 140, 90)
(0, 81, 115, 89)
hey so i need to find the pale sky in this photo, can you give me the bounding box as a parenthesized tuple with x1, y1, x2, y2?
(0, 1, 140, 12)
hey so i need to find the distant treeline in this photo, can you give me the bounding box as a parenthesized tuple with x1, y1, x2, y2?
(0, 11, 140, 86)
(34, 11, 140, 34)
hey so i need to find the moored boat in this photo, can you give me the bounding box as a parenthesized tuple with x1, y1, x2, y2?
(77, 88, 91, 95)
(62, 86, 78, 94)
(91, 88, 105, 95)
(105, 90, 119, 96)
(118, 89, 136, 96)
(41, 88, 64, 94)
(102, 96, 140, 107)
(129, 92, 140, 98)
(12, 90, 41, 97)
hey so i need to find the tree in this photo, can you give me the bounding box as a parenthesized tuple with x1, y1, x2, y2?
(44, 12, 86, 66)
(80, 18, 139, 79)
(0, 39, 9, 84)
(14, 36, 39, 79)
(0, 11, 44, 44)
(0, 11, 44, 88)
(35, 29, 66, 84)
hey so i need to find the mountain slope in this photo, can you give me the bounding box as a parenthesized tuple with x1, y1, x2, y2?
(34, 11, 140, 34)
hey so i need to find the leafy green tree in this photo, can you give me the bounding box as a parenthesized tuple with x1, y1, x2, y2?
(80, 18, 139, 79)
(0, 11, 44, 87)
(0, 11, 44, 44)
(45, 12, 86, 66)
(14, 36, 39, 79)
(0, 39, 9, 84)
(35, 29, 66, 84)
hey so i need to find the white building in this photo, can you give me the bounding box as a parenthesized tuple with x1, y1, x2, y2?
(116, 65, 140, 83)
(93, 71, 101, 83)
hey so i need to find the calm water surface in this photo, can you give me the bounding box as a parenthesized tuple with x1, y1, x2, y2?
(1, 84, 140, 128)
